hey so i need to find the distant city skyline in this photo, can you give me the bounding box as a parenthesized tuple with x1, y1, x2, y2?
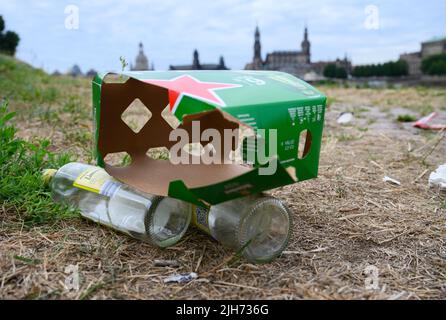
(1, 0, 445, 73)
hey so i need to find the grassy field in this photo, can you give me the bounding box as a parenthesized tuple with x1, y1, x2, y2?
(1, 54, 445, 299)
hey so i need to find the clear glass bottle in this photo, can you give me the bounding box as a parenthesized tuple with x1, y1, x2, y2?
(192, 195, 292, 264)
(43, 162, 191, 248)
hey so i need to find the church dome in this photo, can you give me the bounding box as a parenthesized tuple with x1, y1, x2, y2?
(132, 43, 149, 71)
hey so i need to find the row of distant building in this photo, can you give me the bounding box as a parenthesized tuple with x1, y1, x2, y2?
(126, 26, 352, 82)
(400, 37, 446, 75)
(54, 65, 97, 78)
(58, 42, 228, 78)
(59, 26, 446, 79)
(58, 26, 350, 81)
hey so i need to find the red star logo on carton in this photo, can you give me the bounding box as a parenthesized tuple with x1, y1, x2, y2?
(143, 75, 241, 113)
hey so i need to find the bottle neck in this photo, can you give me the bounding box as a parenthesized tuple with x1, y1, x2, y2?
(42, 169, 57, 185)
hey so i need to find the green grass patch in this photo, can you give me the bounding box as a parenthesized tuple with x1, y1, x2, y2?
(0, 99, 78, 226)
(0, 53, 89, 124)
(0, 54, 55, 104)
(397, 114, 417, 122)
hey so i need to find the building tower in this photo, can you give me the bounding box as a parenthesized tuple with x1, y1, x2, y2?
(301, 26, 311, 64)
(254, 25, 262, 61)
(252, 25, 263, 69)
(192, 49, 200, 69)
(219, 56, 226, 69)
(131, 42, 149, 71)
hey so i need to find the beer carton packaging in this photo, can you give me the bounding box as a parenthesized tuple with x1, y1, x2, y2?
(92, 71, 326, 206)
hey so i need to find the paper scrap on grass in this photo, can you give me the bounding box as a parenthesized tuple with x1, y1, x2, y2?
(337, 112, 354, 125)
(429, 163, 446, 191)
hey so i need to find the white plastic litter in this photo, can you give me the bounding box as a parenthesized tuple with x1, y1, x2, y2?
(429, 163, 446, 191)
(337, 112, 354, 124)
(164, 272, 198, 284)
(383, 176, 401, 186)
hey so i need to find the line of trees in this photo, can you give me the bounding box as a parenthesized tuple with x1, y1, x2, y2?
(352, 60, 408, 78)
(422, 54, 446, 75)
(323, 60, 410, 79)
(323, 64, 348, 79)
(0, 16, 20, 56)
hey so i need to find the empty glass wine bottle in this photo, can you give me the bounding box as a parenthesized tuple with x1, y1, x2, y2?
(43, 162, 191, 248)
(192, 195, 292, 264)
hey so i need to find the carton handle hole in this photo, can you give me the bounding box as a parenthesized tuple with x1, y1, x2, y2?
(104, 152, 132, 167)
(298, 129, 312, 159)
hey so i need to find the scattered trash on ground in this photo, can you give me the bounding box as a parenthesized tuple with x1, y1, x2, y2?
(337, 112, 354, 124)
(413, 112, 446, 131)
(383, 176, 401, 186)
(154, 260, 180, 268)
(71, 70, 325, 264)
(164, 272, 198, 284)
(429, 163, 446, 191)
(45, 164, 292, 264)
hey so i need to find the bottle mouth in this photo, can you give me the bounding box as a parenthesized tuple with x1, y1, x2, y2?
(238, 197, 292, 264)
(42, 169, 57, 185)
(145, 196, 191, 248)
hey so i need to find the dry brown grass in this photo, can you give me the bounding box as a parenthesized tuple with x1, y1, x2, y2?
(1, 83, 446, 300)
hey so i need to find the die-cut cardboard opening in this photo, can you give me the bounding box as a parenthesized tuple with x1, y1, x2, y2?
(161, 105, 181, 129)
(97, 76, 252, 199)
(104, 151, 132, 167)
(121, 98, 153, 134)
(146, 147, 170, 161)
(103, 73, 130, 84)
(298, 129, 312, 159)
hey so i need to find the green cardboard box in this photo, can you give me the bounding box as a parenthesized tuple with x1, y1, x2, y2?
(92, 70, 326, 206)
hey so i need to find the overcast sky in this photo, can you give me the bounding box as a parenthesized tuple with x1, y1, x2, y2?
(1, 0, 445, 73)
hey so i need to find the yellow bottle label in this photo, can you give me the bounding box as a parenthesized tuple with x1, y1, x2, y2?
(73, 167, 120, 196)
(191, 205, 211, 235)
